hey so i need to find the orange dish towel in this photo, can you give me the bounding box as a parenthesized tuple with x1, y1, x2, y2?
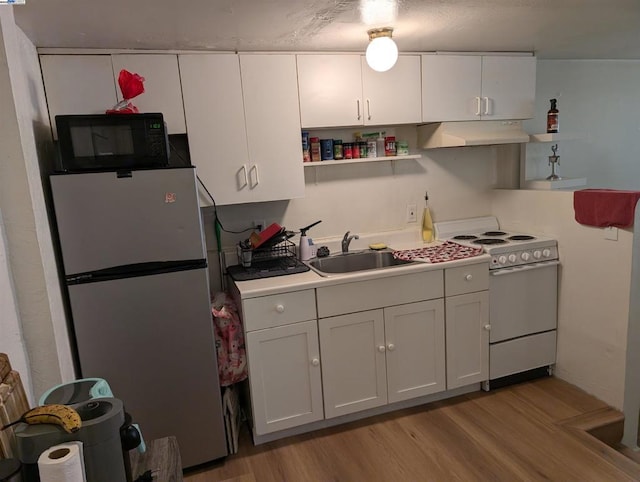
(573, 189, 640, 228)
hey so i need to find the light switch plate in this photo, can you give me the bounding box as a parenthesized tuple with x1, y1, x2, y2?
(406, 204, 417, 223)
(604, 226, 618, 241)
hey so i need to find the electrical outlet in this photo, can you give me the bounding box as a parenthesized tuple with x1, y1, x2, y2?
(406, 204, 417, 223)
(253, 220, 265, 232)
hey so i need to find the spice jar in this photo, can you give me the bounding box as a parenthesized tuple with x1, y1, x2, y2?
(385, 136, 396, 156)
(343, 142, 353, 159)
(358, 141, 368, 158)
(352, 142, 360, 159)
(310, 137, 321, 162)
(333, 139, 343, 160)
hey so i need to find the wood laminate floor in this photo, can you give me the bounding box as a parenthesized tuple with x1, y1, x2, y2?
(184, 377, 640, 482)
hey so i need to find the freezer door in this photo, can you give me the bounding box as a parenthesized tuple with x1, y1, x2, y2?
(68, 268, 227, 467)
(50, 167, 206, 275)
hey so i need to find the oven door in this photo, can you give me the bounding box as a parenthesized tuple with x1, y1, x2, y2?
(489, 260, 559, 343)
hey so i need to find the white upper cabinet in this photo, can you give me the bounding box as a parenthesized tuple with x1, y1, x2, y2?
(422, 54, 536, 122)
(40, 55, 118, 139)
(361, 55, 422, 126)
(297, 54, 363, 128)
(179, 54, 249, 206)
(238, 53, 305, 202)
(111, 54, 186, 134)
(180, 53, 304, 206)
(297, 54, 422, 128)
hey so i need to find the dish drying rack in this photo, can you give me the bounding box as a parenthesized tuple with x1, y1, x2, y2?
(228, 239, 309, 281)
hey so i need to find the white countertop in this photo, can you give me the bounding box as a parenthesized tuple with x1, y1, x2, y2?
(231, 229, 490, 298)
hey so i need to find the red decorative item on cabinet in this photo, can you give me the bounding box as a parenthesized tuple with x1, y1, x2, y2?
(106, 69, 145, 114)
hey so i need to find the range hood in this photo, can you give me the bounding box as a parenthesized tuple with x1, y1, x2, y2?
(417, 120, 530, 149)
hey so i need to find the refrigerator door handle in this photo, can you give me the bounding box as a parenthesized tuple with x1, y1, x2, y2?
(66, 259, 208, 285)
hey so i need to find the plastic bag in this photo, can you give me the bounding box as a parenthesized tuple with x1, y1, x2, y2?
(106, 69, 145, 114)
(211, 292, 248, 387)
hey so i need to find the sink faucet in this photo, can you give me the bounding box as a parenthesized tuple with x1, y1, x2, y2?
(342, 231, 359, 253)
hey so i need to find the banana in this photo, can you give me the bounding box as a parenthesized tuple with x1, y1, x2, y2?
(19, 404, 82, 433)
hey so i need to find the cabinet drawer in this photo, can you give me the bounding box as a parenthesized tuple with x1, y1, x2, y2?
(445, 263, 489, 297)
(317, 270, 443, 318)
(243, 289, 317, 331)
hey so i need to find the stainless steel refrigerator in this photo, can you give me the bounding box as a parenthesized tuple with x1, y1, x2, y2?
(49, 166, 227, 468)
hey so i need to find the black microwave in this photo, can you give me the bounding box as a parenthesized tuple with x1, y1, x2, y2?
(55, 113, 169, 172)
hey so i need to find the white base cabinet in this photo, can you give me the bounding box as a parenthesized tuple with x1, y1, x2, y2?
(246, 320, 324, 435)
(445, 291, 490, 389)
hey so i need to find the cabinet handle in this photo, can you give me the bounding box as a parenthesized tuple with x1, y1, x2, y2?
(475, 96, 481, 116)
(356, 99, 361, 120)
(387, 343, 395, 351)
(275, 304, 285, 313)
(377, 345, 386, 353)
(311, 358, 320, 366)
(367, 99, 371, 120)
(249, 165, 260, 188)
(483, 96, 490, 115)
(237, 165, 248, 189)
(484, 324, 491, 331)
(465, 274, 473, 281)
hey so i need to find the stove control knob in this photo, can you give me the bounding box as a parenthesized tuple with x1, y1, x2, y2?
(508, 254, 517, 263)
(498, 255, 507, 265)
(542, 248, 552, 258)
(533, 250, 542, 259)
(521, 252, 530, 261)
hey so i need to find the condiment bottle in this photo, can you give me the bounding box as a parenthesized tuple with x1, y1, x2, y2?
(422, 192, 434, 243)
(310, 137, 321, 162)
(547, 99, 559, 133)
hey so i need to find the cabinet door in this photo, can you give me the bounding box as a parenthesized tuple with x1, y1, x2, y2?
(361, 55, 422, 126)
(481, 56, 536, 120)
(384, 300, 446, 403)
(246, 320, 324, 435)
(319, 310, 387, 418)
(239, 54, 305, 203)
(422, 55, 481, 122)
(445, 291, 489, 389)
(179, 54, 250, 206)
(297, 54, 363, 128)
(111, 54, 186, 133)
(40, 55, 118, 138)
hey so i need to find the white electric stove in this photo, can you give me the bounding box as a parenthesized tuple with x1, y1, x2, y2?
(434, 216, 559, 389)
(433, 216, 558, 270)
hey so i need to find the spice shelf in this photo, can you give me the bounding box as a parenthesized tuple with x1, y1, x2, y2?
(302, 154, 422, 167)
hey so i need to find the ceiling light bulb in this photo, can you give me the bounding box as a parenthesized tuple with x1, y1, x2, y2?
(365, 28, 398, 72)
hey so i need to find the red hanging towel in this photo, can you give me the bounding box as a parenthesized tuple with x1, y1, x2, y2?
(573, 189, 640, 228)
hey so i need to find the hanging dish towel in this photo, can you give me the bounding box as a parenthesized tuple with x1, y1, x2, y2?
(573, 189, 640, 228)
(393, 241, 483, 263)
(211, 292, 247, 387)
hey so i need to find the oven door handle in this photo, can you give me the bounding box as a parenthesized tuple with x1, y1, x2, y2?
(490, 260, 560, 276)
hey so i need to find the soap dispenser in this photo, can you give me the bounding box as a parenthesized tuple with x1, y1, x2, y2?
(298, 220, 322, 261)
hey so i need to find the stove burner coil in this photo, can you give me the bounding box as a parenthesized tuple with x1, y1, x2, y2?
(482, 231, 507, 236)
(473, 238, 508, 245)
(452, 235, 478, 240)
(508, 235, 535, 241)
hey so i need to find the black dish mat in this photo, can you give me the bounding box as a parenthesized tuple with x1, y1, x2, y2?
(227, 258, 310, 281)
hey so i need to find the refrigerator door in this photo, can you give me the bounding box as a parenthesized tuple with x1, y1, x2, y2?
(50, 167, 206, 275)
(68, 267, 227, 467)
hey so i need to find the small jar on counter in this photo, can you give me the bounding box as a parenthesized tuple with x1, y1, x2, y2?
(352, 142, 361, 159)
(320, 139, 334, 161)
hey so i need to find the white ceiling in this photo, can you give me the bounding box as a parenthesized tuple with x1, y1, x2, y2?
(12, 0, 640, 59)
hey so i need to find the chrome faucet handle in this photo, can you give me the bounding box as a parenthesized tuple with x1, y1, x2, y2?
(341, 231, 359, 253)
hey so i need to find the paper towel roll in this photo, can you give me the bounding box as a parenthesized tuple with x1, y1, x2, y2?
(38, 441, 87, 482)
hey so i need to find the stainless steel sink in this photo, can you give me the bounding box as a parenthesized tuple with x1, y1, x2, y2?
(307, 250, 414, 276)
